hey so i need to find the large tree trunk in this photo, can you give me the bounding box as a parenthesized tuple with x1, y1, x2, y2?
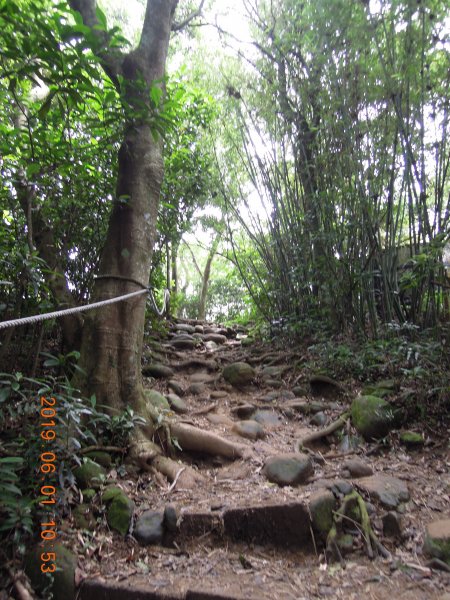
(70, 0, 179, 460)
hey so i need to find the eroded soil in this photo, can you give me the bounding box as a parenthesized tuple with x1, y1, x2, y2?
(72, 321, 450, 600)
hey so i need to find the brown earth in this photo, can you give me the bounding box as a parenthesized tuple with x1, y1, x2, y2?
(69, 321, 450, 599)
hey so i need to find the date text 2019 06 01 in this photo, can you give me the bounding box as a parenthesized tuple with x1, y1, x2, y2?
(39, 396, 58, 575)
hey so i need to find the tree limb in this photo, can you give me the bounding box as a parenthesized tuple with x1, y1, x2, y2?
(172, 0, 206, 31)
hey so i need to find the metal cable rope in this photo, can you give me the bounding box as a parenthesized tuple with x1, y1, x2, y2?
(0, 286, 169, 330)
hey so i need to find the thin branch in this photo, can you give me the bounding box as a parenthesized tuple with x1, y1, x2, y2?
(172, 0, 206, 31)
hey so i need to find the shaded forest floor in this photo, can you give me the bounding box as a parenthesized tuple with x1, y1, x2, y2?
(71, 320, 449, 600)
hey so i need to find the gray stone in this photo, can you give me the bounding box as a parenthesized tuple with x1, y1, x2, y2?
(261, 366, 288, 379)
(203, 333, 227, 344)
(171, 337, 196, 350)
(292, 386, 309, 397)
(265, 379, 283, 388)
(134, 510, 164, 545)
(231, 403, 256, 419)
(262, 453, 314, 486)
(342, 458, 373, 478)
(106, 491, 134, 536)
(142, 363, 174, 378)
(205, 340, 218, 351)
(424, 519, 450, 564)
(187, 382, 206, 396)
(310, 411, 327, 427)
(73, 459, 106, 490)
(382, 511, 403, 538)
(168, 380, 184, 396)
(163, 504, 178, 532)
(261, 390, 295, 402)
(145, 389, 170, 411)
(223, 362, 255, 386)
(351, 395, 395, 440)
(166, 393, 188, 414)
(210, 390, 229, 399)
(232, 420, 265, 440)
(357, 474, 409, 509)
(194, 325, 204, 333)
(173, 323, 195, 333)
(309, 489, 336, 535)
(253, 409, 280, 426)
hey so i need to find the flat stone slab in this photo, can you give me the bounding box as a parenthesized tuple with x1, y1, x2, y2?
(356, 474, 409, 509)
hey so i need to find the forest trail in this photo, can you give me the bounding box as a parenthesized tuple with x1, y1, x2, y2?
(77, 319, 450, 600)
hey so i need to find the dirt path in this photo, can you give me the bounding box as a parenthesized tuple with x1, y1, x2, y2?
(76, 320, 450, 600)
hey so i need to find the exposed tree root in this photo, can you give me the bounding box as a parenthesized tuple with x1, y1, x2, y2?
(295, 412, 349, 451)
(152, 455, 204, 488)
(326, 490, 391, 563)
(170, 422, 248, 459)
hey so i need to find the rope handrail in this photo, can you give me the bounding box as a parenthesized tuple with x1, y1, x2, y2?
(0, 287, 170, 330)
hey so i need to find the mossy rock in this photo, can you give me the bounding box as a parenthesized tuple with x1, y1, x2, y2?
(73, 458, 106, 490)
(106, 491, 134, 536)
(25, 544, 77, 600)
(400, 431, 424, 447)
(85, 450, 112, 468)
(145, 389, 170, 411)
(309, 489, 336, 536)
(351, 395, 395, 441)
(240, 337, 254, 347)
(73, 503, 96, 530)
(102, 485, 126, 503)
(81, 488, 96, 501)
(222, 362, 255, 386)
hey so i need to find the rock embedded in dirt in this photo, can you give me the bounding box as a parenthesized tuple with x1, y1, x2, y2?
(145, 389, 170, 411)
(424, 519, 450, 564)
(314, 479, 353, 497)
(203, 333, 228, 344)
(223, 362, 256, 387)
(382, 511, 403, 538)
(106, 489, 134, 536)
(232, 419, 265, 440)
(351, 395, 396, 440)
(292, 385, 309, 397)
(265, 379, 283, 388)
(194, 324, 204, 333)
(168, 379, 184, 396)
(163, 504, 178, 533)
(171, 337, 196, 350)
(231, 403, 256, 419)
(166, 393, 188, 414)
(74, 458, 106, 490)
(261, 366, 288, 379)
(25, 543, 77, 600)
(204, 340, 218, 351)
(342, 458, 374, 478)
(262, 453, 314, 486)
(134, 510, 165, 545)
(173, 323, 196, 334)
(310, 411, 327, 427)
(253, 409, 281, 426)
(210, 390, 229, 399)
(142, 363, 174, 379)
(356, 474, 409, 509)
(187, 382, 206, 396)
(309, 489, 336, 536)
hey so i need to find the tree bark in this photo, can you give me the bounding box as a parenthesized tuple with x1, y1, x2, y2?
(198, 232, 221, 320)
(70, 0, 179, 458)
